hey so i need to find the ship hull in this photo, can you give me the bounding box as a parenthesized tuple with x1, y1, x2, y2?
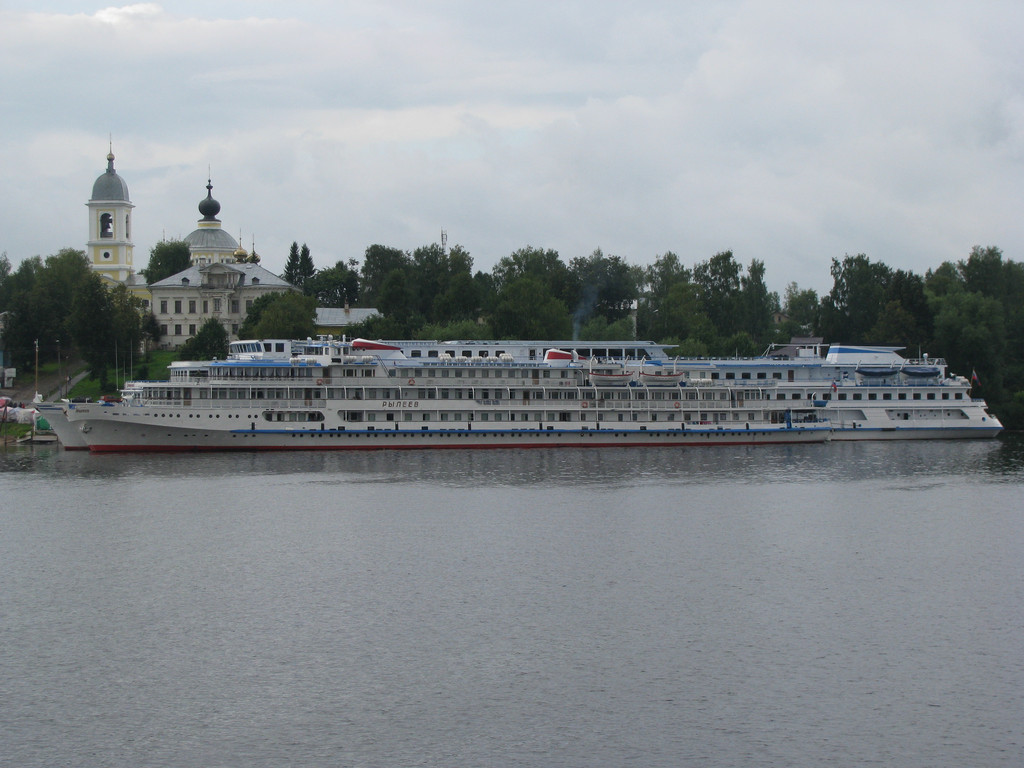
(72, 412, 830, 453)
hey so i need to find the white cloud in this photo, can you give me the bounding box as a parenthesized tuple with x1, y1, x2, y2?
(2, 1, 1023, 296)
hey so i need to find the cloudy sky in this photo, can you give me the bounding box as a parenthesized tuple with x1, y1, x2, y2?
(2, 1, 1022, 295)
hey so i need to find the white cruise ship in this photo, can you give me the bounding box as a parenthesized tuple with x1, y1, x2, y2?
(55, 336, 1001, 452)
(61, 337, 830, 452)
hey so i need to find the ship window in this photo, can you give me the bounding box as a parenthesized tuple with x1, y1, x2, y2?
(913, 393, 921, 400)
(926, 393, 935, 400)
(868, 393, 877, 400)
(942, 393, 949, 400)
(725, 372, 734, 380)
(757, 372, 766, 379)
(898, 393, 907, 400)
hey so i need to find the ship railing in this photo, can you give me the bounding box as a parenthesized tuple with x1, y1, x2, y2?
(132, 398, 328, 409)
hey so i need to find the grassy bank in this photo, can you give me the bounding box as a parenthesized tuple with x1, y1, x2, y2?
(68, 350, 178, 401)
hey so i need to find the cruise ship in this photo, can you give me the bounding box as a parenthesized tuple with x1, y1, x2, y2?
(61, 337, 830, 452)
(56, 336, 1001, 452)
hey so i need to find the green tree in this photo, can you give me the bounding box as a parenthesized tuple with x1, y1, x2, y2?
(297, 244, 315, 290)
(781, 282, 819, 335)
(409, 243, 477, 322)
(693, 250, 742, 338)
(930, 289, 1005, 399)
(636, 252, 692, 342)
(178, 318, 229, 360)
(249, 292, 317, 339)
(240, 292, 293, 338)
(0, 251, 12, 308)
(142, 311, 162, 352)
(109, 283, 145, 376)
(578, 315, 636, 341)
(491, 275, 572, 339)
(737, 258, 777, 344)
(819, 254, 892, 343)
(492, 246, 575, 310)
(69, 271, 115, 388)
(568, 249, 639, 333)
(959, 245, 1005, 298)
(433, 271, 480, 324)
(2, 250, 92, 370)
(306, 259, 360, 306)
(142, 240, 191, 284)
(360, 244, 411, 306)
(283, 242, 301, 286)
(376, 268, 418, 333)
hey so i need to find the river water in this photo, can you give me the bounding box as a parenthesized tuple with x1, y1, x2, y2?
(1, 437, 1022, 768)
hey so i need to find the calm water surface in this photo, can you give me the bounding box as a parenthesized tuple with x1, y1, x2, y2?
(2, 437, 1023, 767)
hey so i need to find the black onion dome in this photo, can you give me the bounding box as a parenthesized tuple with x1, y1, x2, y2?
(198, 179, 221, 220)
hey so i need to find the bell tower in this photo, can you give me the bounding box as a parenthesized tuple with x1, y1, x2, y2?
(86, 147, 135, 284)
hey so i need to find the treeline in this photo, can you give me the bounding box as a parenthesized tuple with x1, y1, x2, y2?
(2, 242, 1022, 427)
(289, 242, 1024, 427)
(0, 249, 156, 389)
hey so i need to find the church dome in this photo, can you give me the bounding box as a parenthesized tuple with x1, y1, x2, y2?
(90, 151, 130, 201)
(198, 180, 221, 220)
(184, 227, 239, 250)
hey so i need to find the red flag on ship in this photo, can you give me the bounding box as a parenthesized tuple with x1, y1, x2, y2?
(971, 369, 980, 386)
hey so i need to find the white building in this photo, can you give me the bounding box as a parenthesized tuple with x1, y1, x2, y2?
(83, 153, 299, 348)
(149, 261, 293, 349)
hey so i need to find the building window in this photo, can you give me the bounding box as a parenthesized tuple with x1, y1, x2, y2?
(230, 300, 239, 314)
(160, 324, 167, 335)
(174, 300, 182, 313)
(189, 300, 196, 313)
(102, 251, 111, 260)
(203, 300, 208, 313)
(100, 213, 113, 238)
(160, 300, 167, 313)
(174, 324, 182, 336)
(213, 299, 222, 312)
(189, 324, 196, 335)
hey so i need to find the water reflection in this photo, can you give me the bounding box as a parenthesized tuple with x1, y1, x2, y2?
(2, 434, 1020, 488)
